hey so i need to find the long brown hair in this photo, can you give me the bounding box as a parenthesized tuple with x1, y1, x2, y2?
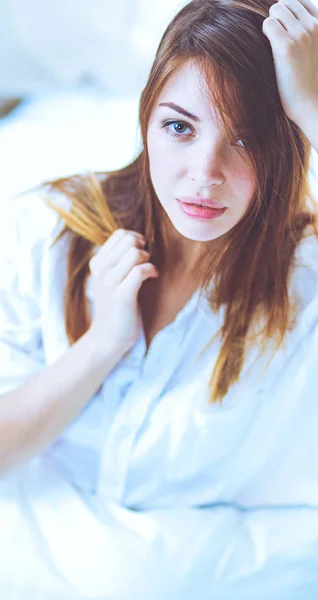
(43, 0, 318, 403)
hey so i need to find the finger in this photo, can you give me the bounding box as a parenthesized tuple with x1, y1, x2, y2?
(263, 14, 290, 41)
(278, 0, 317, 25)
(101, 229, 144, 255)
(108, 247, 151, 286)
(295, 0, 318, 18)
(104, 234, 146, 271)
(268, 2, 306, 34)
(120, 263, 159, 299)
(90, 230, 144, 272)
(90, 229, 125, 263)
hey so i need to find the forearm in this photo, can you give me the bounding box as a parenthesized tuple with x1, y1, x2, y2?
(0, 329, 121, 476)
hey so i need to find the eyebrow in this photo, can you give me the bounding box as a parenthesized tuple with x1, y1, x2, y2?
(158, 102, 200, 122)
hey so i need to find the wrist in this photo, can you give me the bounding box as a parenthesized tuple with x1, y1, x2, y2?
(82, 328, 124, 373)
(296, 105, 318, 153)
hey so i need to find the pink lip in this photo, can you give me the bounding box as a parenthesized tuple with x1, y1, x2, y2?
(177, 196, 226, 209)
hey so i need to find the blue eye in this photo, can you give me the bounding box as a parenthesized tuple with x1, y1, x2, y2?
(233, 137, 249, 149)
(162, 120, 193, 138)
(161, 119, 249, 149)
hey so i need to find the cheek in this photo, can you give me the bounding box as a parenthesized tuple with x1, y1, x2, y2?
(148, 137, 182, 187)
(232, 164, 256, 209)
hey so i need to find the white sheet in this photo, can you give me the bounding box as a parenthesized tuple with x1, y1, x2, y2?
(0, 92, 140, 201)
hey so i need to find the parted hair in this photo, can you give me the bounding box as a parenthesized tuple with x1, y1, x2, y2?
(43, 0, 318, 403)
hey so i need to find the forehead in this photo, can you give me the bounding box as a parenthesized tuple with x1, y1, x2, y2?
(155, 60, 216, 117)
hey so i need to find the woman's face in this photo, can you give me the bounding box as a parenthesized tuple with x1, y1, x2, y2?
(147, 61, 256, 245)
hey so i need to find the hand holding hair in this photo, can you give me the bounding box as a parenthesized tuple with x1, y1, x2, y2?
(88, 228, 159, 359)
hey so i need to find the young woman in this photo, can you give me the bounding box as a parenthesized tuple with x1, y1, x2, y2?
(0, 0, 318, 598)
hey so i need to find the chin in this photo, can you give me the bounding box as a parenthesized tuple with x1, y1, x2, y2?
(174, 217, 233, 241)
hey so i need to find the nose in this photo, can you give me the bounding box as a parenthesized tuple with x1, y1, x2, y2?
(188, 139, 225, 188)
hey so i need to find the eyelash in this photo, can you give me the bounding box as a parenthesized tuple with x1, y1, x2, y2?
(162, 119, 193, 139)
(161, 119, 249, 149)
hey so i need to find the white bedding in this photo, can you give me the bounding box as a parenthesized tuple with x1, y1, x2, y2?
(0, 92, 140, 201)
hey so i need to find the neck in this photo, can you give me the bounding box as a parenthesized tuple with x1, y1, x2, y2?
(154, 209, 222, 283)
(159, 244, 204, 286)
